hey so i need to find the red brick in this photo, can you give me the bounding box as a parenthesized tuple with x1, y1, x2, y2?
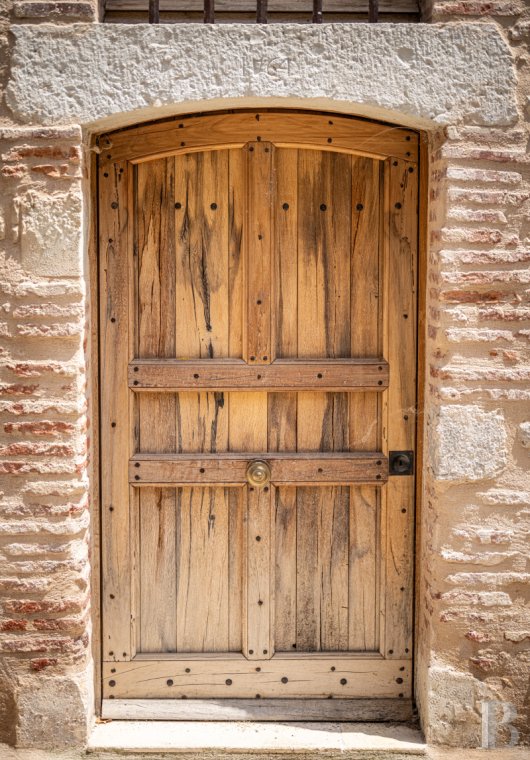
(30, 658, 58, 671)
(0, 620, 28, 632)
(4, 598, 86, 615)
(2, 145, 80, 161)
(4, 421, 76, 436)
(0, 383, 39, 396)
(1, 165, 26, 178)
(0, 634, 89, 654)
(0, 443, 75, 457)
(31, 164, 79, 179)
(439, 290, 503, 304)
(3, 361, 76, 377)
(0, 461, 78, 475)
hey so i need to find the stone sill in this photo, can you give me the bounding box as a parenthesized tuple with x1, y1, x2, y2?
(87, 720, 426, 756)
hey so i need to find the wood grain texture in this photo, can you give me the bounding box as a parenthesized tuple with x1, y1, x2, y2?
(102, 697, 414, 721)
(245, 142, 273, 365)
(102, 111, 419, 165)
(103, 657, 411, 698)
(383, 159, 417, 666)
(100, 113, 419, 707)
(129, 358, 389, 391)
(130, 453, 387, 485)
(176, 487, 231, 652)
(135, 159, 178, 653)
(99, 156, 132, 662)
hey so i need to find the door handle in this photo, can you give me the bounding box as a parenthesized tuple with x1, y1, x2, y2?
(246, 460, 271, 488)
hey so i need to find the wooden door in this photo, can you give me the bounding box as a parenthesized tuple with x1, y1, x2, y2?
(98, 111, 418, 721)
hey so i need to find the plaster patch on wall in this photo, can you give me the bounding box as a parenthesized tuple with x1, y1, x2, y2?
(430, 406, 507, 481)
(7, 23, 517, 128)
(17, 189, 82, 277)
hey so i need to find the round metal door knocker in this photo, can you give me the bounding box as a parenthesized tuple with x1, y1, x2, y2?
(246, 460, 271, 488)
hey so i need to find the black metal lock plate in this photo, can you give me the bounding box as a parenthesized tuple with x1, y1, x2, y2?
(389, 451, 414, 476)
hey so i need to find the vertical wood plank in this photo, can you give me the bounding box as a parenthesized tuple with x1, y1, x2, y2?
(176, 391, 228, 454)
(270, 148, 298, 652)
(176, 487, 230, 652)
(175, 150, 230, 359)
(174, 149, 230, 459)
(99, 157, 131, 661)
(228, 488, 245, 652)
(246, 485, 273, 659)
(135, 159, 178, 653)
(228, 148, 246, 360)
(349, 156, 382, 652)
(246, 142, 273, 365)
(229, 390, 270, 660)
(349, 487, 378, 650)
(296, 150, 352, 652)
(273, 486, 297, 652)
(384, 158, 417, 667)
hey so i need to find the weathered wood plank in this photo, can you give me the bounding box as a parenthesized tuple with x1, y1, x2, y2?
(348, 156, 382, 652)
(273, 487, 297, 652)
(102, 697, 414, 721)
(175, 150, 230, 360)
(245, 142, 273, 365)
(130, 453, 387, 485)
(129, 358, 389, 391)
(228, 148, 246, 359)
(135, 159, 178, 654)
(245, 485, 273, 660)
(99, 156, 132, 662)
(176, 488, 230, 652)
(383, 158, 417, 667)
(102, 111, 419, 165)
(103, 657, 411, 698)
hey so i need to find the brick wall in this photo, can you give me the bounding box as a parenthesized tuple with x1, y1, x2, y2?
(417, 0, 530, 746)
(0, 121, 94, 746)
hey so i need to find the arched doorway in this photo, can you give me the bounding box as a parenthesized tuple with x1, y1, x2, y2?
(97, 109, 418, 720)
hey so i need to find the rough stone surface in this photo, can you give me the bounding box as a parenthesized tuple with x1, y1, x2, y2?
(15, 674, 92, 748)
(6, 23, 517, 128)
(430, 406, 507, 480)
(517, 421, 530, 449)
(17, 189, 82, 277)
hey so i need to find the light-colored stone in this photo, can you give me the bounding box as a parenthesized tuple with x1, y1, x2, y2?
(7, 23, 517, 129)
(15, 673, 93, 749)
(88, 720, 426, 753)
(517, 421, 530, 449)
(17, 189, 82, 277)
(430, 406, 507, 481)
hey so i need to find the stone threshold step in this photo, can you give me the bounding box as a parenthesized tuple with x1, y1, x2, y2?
(88, 721, 426, 757)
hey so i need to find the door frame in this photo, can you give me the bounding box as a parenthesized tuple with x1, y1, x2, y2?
(88, 107, 428, 720)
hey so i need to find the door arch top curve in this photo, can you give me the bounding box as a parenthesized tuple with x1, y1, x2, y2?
(98, 109, 418, 165)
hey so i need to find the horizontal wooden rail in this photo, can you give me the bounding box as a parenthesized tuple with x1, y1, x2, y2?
(129, 359, 388, 392)
(130, 452, 388, 485)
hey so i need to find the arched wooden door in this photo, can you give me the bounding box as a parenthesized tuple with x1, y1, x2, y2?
(98, 110, 418, 720)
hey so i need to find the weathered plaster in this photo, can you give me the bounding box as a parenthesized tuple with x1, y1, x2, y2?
(7, 23, 517, 129)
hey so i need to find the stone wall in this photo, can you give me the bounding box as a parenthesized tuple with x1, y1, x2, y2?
(0, 0, 528, 751)
(416, 0, 530, 747)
